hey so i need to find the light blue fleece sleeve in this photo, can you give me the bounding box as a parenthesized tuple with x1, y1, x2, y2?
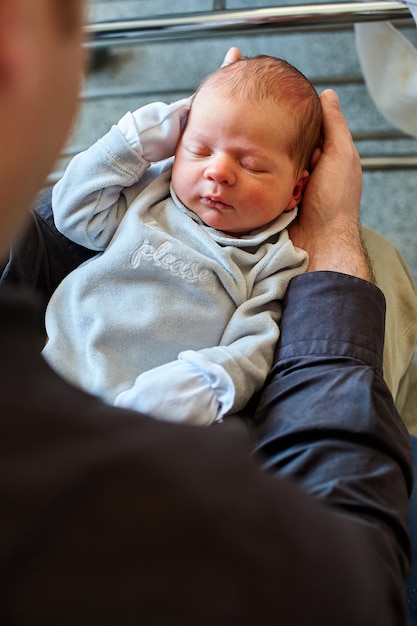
(52, 126, 150, 251)
(52, 99, 190, 251)
(194, 235, 308, 413)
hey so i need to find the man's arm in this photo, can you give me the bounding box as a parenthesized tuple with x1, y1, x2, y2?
(253, 271, 412, 583)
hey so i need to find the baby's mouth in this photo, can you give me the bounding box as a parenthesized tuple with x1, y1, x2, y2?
(202, 196, 233, 211)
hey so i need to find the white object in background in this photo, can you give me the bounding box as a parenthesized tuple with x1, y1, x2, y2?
(355, 1, 417, 138)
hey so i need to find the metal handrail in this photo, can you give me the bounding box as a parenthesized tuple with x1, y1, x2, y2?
(361, 155, 417, 169)
(49, 1, 417, 180)
(85, 2, 411, 45)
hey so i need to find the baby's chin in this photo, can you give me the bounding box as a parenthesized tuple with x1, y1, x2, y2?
(194, 210, 246, 237)
(172, 189, 246, 236)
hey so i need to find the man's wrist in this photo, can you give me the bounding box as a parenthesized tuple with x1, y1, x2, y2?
(305, 225, 375, 283)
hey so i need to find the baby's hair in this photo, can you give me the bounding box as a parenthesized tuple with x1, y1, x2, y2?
(195, 55, 322, 173)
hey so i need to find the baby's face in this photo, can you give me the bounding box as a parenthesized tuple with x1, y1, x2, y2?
(171, 90, 307, 236)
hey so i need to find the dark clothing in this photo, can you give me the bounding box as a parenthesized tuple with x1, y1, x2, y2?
(0, 187, 94, 318)
(0, 271, 412, 625)
(406, 436, 417, 622)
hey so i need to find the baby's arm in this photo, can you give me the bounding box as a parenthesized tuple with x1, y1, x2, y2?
(114, 236, 308, 425)
(52, 98, 191, 251)
(181, 242, 308, 414)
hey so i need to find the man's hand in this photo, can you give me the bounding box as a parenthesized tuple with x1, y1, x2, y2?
(221, 47, 243, 66)
(289, 89, 373, 282)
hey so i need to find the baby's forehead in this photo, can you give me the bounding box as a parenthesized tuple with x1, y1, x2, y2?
(193, 78, 291, 113)
(190, 88, 293, 130)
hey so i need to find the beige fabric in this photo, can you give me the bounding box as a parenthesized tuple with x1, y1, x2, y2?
(361, 227, 417, 418)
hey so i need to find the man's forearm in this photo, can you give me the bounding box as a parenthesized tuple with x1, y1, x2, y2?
(254, 272, 411, 541)
(305, 224, 375, 282)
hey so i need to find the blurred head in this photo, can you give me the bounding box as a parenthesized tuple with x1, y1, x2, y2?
(172, 55, 322, 236)
(0, 0, 85, 253)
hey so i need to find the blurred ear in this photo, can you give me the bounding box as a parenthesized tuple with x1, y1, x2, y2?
(285, 169, 310, 210)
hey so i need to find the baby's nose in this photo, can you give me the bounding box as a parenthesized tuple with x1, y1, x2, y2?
(204, 154, 236, 185)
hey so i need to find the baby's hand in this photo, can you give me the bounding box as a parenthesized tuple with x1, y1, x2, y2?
(114, 353, 234, 426)
(117, 97, 192, 163)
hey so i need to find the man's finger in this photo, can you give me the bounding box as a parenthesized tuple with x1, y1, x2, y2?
(221, 47, 242, 67)
(320, 89, 352, 144)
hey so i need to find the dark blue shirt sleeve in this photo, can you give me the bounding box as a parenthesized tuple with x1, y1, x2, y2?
(253, 270, 413, 583)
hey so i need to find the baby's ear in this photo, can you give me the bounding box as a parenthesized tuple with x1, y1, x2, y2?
(286, 169, 310, 210)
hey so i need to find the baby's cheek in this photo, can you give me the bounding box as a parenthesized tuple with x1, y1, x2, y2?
(171, 167, 187, 199)
(244, 184, 273, 210)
